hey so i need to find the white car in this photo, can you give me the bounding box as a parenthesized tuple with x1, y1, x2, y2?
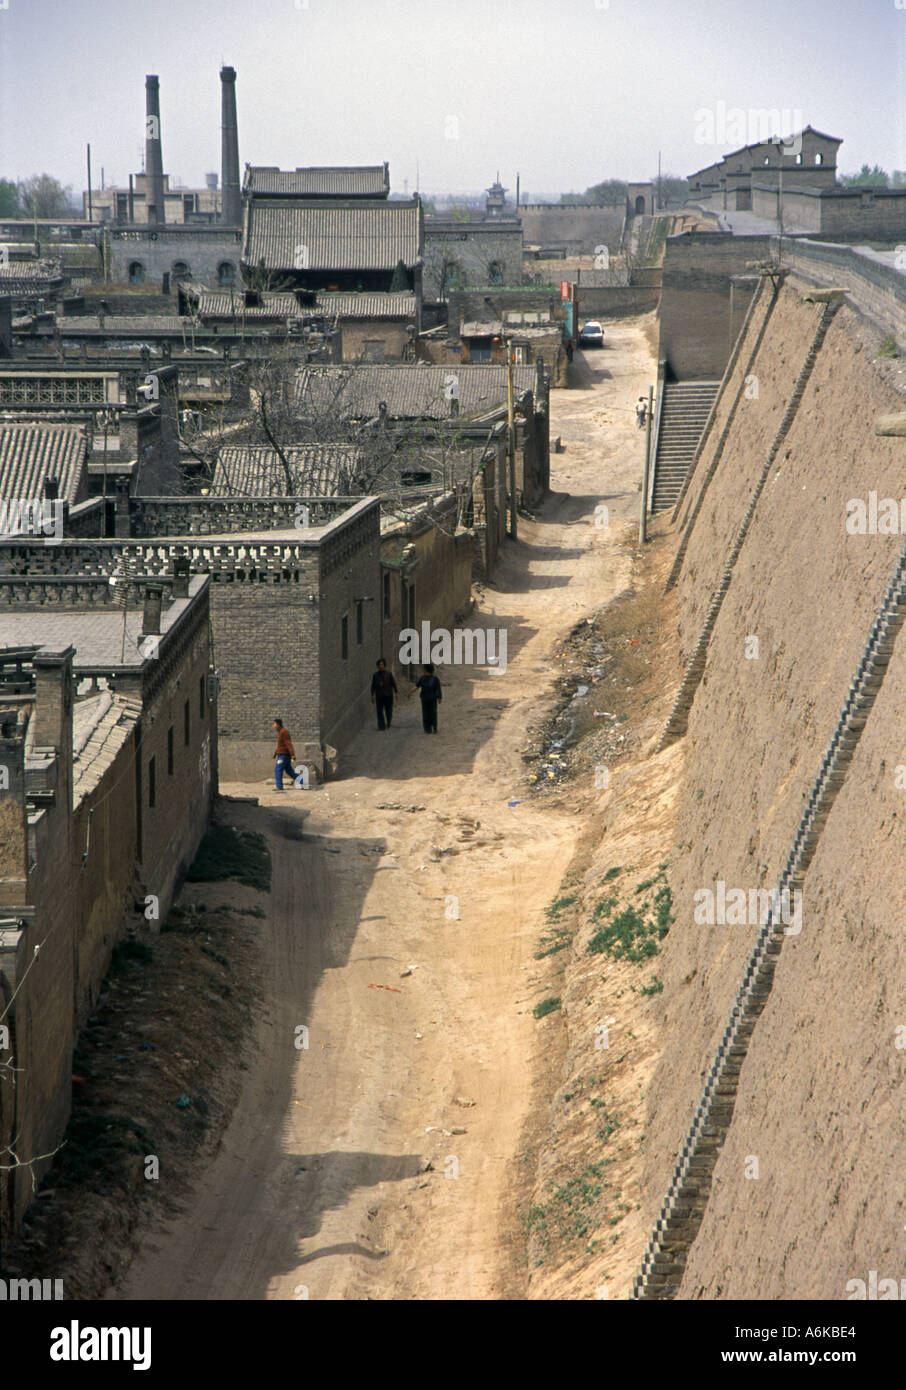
(578, 320, 605, 348)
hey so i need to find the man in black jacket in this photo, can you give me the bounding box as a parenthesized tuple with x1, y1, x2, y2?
(370, 658, 398, 730)
(415, 662, 442, 734)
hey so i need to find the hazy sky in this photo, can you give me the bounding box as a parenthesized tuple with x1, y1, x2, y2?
(0, 0, 903, 199)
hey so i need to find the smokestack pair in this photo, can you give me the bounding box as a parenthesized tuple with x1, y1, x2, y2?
(142, 69, 240, 228)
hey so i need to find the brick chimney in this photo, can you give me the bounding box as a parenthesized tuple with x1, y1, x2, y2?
(172, 556, 190, 598)
(220, 66, 241, 226)
(145, 75, 166, 228)
(142, 585, 163, 636)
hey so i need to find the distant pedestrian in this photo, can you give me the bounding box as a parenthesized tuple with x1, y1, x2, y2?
(636, 397, 647, 429)
(415, 663, 442, 734)
(371, 657, 398, 730)
(272, 718, 296, 790)
(565, 339, 574, 363)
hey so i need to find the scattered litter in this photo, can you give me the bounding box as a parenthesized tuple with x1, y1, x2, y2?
(368, 983, 402, 993)
(507, 800, 521, 807)
(176, 1095, 192, 1108)
(450, 1126, 468, 1135)
(453, 1096, 476, 1108)
(400, 967, 412, 978)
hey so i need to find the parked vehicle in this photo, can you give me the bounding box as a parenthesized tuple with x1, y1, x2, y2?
(578, 319, 605, 348)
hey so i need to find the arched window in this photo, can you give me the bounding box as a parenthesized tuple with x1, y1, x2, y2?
(814, 152, 824, 165)
(171, 260, 191, 283)
(635, 194, 646, 214)
(217, 261, 236, 286)
(795, 153, 803, 165)
(128, 261, 145, 284)
(488, 260, 504, 285)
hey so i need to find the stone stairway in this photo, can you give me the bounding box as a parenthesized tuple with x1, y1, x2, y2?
(632, 539, 906, 1299)
(650, 382, 721, 513)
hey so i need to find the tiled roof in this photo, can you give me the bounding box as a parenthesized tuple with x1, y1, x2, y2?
(0, 422, 87, 505)
(212, 444, 363, 497)
(191, 290, 416, 321)
(192, 291, 301, 319)
(245, 165, 390, 198)
(295, 364, 538, 421)
(244, 200, 421, 273)
(56, 315, 187, 334)
(0, 259, 63, 286)
(315, 291, 416, 319)
(72, 690, 142, 805)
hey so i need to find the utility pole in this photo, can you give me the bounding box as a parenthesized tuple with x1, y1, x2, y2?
(657, 149, 662, 212)
(639, 383, 653, 543)
(86, 144, 93, 223)
(506, 341, 517, 540)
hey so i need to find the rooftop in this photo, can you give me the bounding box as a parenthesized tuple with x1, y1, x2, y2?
(0, 578, 206, 668)
(244, 165, 391, 198)
(243, 200, 421, 273)
(212, 444, 363, 497)
(295, 363, 540, 420)
(0, 421, 88, 506)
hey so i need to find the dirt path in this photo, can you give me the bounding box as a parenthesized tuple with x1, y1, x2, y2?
(115, 317, 656, 1301)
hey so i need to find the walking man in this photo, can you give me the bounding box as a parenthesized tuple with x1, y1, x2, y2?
(636, 397, 648, 429)
(415, 662, 442, 734)
(272, 718, 296, 790)
(371, 657, 398, 730)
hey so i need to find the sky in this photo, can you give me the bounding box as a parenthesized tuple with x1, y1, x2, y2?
(0, 0, 904, 200)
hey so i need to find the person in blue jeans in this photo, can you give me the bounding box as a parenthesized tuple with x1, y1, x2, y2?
(272, 718, 296, 789)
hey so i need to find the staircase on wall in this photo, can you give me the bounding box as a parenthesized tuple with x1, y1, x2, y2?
(651, 381, 721, 513)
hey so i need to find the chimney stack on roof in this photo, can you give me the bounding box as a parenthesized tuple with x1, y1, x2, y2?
(220, 66, 241, 226)
(145, 75, 166, 227)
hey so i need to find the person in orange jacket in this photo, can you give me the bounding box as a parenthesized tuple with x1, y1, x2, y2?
(272, 718, 296, 790)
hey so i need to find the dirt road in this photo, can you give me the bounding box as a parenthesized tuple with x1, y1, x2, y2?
(115, 318, 656, 1301)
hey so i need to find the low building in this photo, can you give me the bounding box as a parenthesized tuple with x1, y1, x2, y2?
(3, 498, 383, 779)
(242, 196, 423, 299)
(184, 287, 418, 361)
(295, 362, 550, 508)
(0, 572, 217, 1236)
(423, 218, 524, 301)
(85, 172, 222, 226)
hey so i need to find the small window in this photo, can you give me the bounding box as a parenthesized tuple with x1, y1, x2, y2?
(184, 698, 190, 747)
(172, 260, 191, 283)
(795, 153, 802, 165)
(815, 152, 824, 165)
(218, 261, 236, 287)
(341, 614, 349, 660)
(199, 674, 206, 719)
(148, 755, 156, 808)
(167, 726, 174, 775)
(128, 260, 145, 285)
(488, 260, 504, 284)
(383, 571, 390, 618)
(356, 600, 364, 645)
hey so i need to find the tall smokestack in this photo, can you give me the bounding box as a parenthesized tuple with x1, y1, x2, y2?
(220, 66, 241, 226)
(145, 75, 166, 227)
